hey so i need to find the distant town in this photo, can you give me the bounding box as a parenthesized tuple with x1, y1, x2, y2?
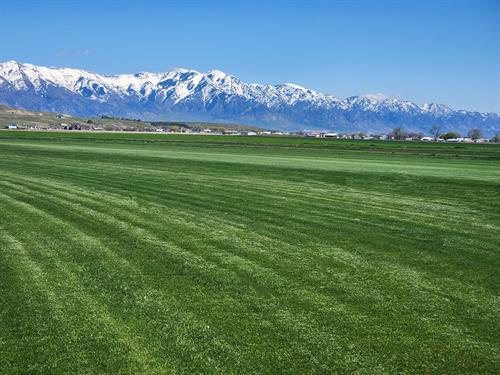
(4, 121, 499, 143)
(1, 105, 498, 143)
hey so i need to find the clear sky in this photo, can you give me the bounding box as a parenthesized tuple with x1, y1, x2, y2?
(1, 0, 499, 112)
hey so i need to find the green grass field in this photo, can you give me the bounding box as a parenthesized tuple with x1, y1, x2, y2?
(0, 131, 499, 373)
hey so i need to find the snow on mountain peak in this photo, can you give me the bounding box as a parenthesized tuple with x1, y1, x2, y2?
(0, 60, 498, 134)
(421, 102, 453, 116)
(283, 83, 308, 90)
(0, 61, 383, 109)
(361, 93, 389, 102)
(206, 69, 228, 79)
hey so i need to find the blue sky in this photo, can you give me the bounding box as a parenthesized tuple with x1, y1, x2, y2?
(1, 0, 499, 112)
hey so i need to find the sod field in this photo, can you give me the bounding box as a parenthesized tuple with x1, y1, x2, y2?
(0, 131, 499, 373)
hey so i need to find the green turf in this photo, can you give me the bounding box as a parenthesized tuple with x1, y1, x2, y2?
(0, 132, 499, 373)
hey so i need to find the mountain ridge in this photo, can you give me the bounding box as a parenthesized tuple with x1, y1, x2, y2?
(0, 60, 498, 135)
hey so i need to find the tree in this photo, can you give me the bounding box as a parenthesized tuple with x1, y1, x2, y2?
(491, 134, 500, 143)
(467, 128, 482, 140)
(390, 127, 406, 140)
(429, 124, 441, 141)
(408, 132, 423, 140)
(440, 131, 460, 140)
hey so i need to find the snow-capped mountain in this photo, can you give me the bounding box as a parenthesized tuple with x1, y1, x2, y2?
(0, 60, 498, 135)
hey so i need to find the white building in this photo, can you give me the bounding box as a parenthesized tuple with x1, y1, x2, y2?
(324, 133, 339, 138)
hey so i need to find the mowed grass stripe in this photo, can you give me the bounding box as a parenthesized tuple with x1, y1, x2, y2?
(2, 155, 498, 283)
(0, 134, 499, 373)
(0, 187, 309, 373)
(1, 151, 498, 296)
(1, 155, 495, 247)
(1, 142, 498, 221)
(0, 196, 172, 374)
(1, 148, 498, 310)
(0, 175, 365, 372)
(0, 173, 373, 318)
(2, 140, 500, 182)
(2, 166, 496, 324)
(2, 160, 496, 304)
(1, 176, 495, 373)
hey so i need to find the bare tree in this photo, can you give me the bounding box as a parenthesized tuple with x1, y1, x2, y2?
(408, 132, 423, 140)
(390, 127, 406, 140)
(467, 128, 482, 140)
(430, 124, 441, 141)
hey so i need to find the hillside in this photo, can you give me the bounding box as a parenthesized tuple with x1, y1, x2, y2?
(0, 104, 263, 132)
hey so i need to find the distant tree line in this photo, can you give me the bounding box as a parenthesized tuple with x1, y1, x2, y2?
(100, 115, 142, 122)
(388, 125, 499, 142)
(388, 127, 423, 140)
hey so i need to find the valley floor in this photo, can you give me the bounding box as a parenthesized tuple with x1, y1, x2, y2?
(0, 133, 499, 373)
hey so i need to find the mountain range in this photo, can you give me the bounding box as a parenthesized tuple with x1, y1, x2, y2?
(0, 60, 498, 135)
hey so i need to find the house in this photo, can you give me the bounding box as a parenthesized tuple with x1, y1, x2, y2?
(306, 132, 322, 138)
(324, 133, 339, 138)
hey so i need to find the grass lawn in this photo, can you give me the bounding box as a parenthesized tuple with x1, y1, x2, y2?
(0, 132, 499, 373)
